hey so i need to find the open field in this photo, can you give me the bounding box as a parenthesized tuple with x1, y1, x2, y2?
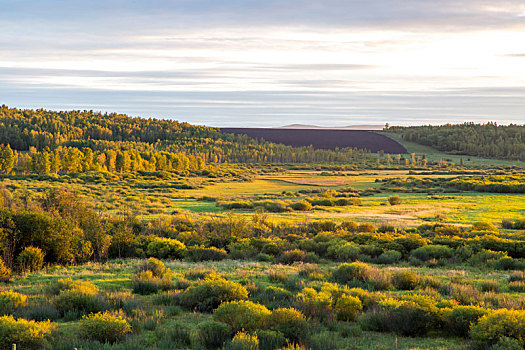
(221, 128, 408, 153)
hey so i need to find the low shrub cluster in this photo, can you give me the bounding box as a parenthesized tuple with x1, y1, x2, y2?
(132, 258, 172, 294)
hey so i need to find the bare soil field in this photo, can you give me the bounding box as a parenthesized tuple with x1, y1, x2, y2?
(220, 128, 408, 153)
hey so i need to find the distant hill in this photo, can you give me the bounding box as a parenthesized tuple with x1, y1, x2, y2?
(277, 124, 385, 130)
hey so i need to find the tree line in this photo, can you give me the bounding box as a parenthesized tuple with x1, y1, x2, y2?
(0, 105, 394, 166)
(387, 122, 525, 161)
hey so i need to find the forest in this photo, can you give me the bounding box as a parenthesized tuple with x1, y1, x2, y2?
(387, 122, 525, 161)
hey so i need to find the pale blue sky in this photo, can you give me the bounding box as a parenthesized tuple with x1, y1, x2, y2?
(1, 0, 524, 126)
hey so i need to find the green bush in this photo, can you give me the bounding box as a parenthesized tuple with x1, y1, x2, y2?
(411, 244, 453, 262)
(392, 270, 420, 290)
(146, 237, 186, 259)
(187, 246, 227, 261)
(258, 286, 293, 309)
(470, 309, 525, 348)
(132, 270, 172, 295)
(332, 262, 371, 284)
(53, 289, 103, 316)
(508, 281, 525, 293)
(279, 249, 306, 264)
(79, 311, 131, 343)
(388, 195, 402, 205)
(214, 300, 271, 332)
(328, 242, 360, 261)
(197, 320, 232, 349)
(138, 257, 168, 277)
(178, 277, 248, 312)
(376, 250, 402, 264)
(0, 257, 12, 282)
(0, 290, 28, 314)
(267, 307, 308, 343)
(0, 315, 55, 349)
(295, 287, 333, 321)
(445, 305, 487, 337)
(225, 331, 259, 350)
(291, 200, 312, 211)
(256, 330, 287, 350)
(334, 295, 362, 321)
(16, 246, 45, 273)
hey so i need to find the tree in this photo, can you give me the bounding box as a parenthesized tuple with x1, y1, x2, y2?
(0, 144, 15, 174)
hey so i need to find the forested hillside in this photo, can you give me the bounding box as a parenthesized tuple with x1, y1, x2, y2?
(0, 106, 385, 172)
(388, 123, 525, 160)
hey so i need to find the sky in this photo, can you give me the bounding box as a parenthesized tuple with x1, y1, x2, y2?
(1, 0, 524, 127)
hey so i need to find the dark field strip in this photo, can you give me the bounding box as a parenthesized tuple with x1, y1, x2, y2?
(220, 128, 408, 153)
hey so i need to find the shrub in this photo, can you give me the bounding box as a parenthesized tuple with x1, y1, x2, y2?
(448, 282, 479, 305)
(197, 320, 232, 349)
(214, 300, 271, 332)
(479, 279, 500, 292)
(226, 331, 259, 350)
(178, 277, 248, 312)
(509, 270, 525, 282)
(508, 281, 525, 293)
(0, 257, 12, 282)
(470, 309, 525, 348)
(445, 305, 487, 337)
(334, 295, 362, 321)
(53, 289, 103, 316)
(328, 242, 360, 261)
(79, 311, 131, 343)
(16, 246, 45, 273)
(491, 337, 522, 350)
(132, 270, 172, 295)
(392, 270, 420, 290)
(0, 315, 55, 349)
(411, 244, 453, 262)
(359, 296, 441, 336)
(267, 307, 308, 343)
(332, 262, 371, 284)
(256, 330, 287, 350)
(138, 257, 168, 277)
(258, 286, 293, 309)
(388, 196, 402, 205)
(48, 278, 98, 296)
(376, 250, 402, 264)
(295, 287, 333, 321)
(366, 268, 393, 291)
(291, 201, 312, 211)
(187, 246, 227, 261)
(146, 237, 186, 259)
(279, 249, 306, 264)
(0, 290, 27, 314)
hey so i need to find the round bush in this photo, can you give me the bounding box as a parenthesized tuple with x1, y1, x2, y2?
(279, 249, 306, 264)
(267, 307, 308, 343)
(132, 270, 172, 295)
(16, 246, 45, 273)
(53, 289, 102, 315)
(392, 270, 420, 290)
(388, 196, 402, 205)
(0, 315, 55, 349)
(146, 237, 186, 259)
(214, 300, 271, 332)
(197, 320, 232, 349)
(334, 295, 362, 321)
(445, 305, 488, 337)
(226, 331, 259, 350)
(187, 246, 228, 261)
(470, 309, 525, 348)
(138, 257, 168, 277)
(333, 262, 371, 284)
(79, 311, 131, 343)
(411, 245, 453, 262)
(256, 330, 287, 350)
(376, 250, 402, 264)
(178, 277, 248, 312)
